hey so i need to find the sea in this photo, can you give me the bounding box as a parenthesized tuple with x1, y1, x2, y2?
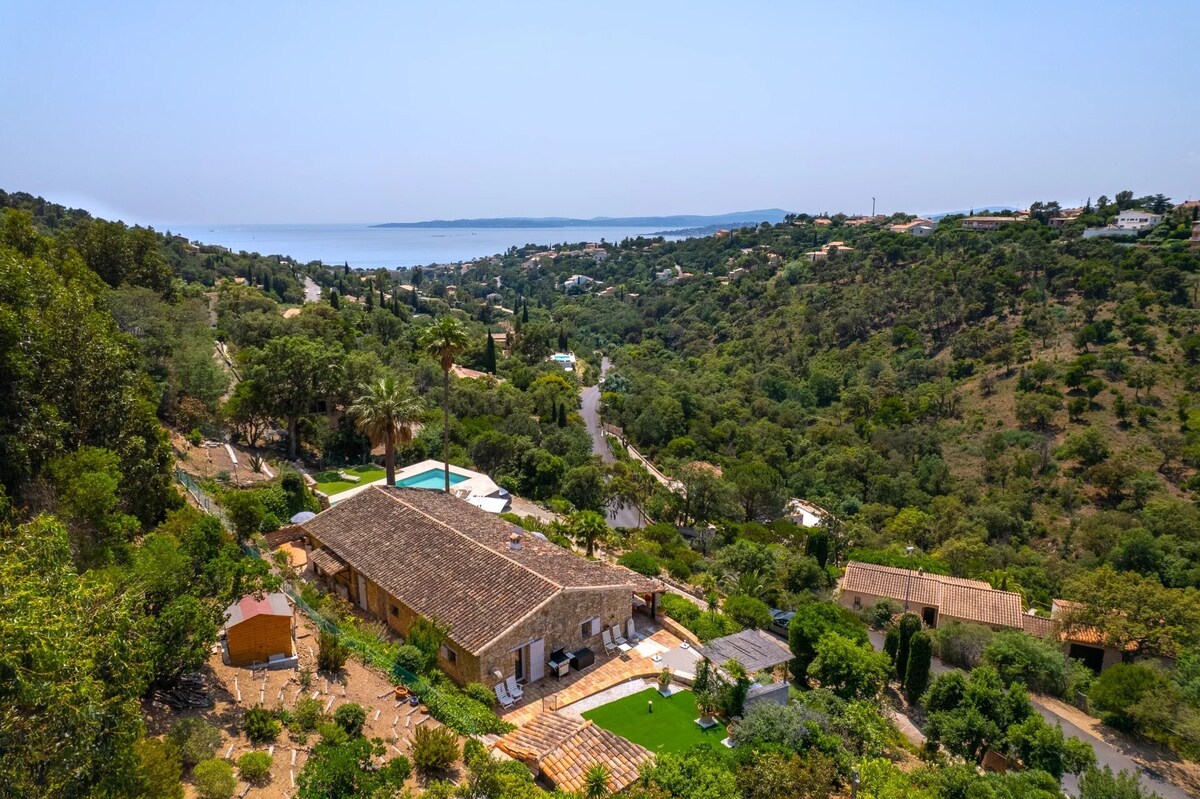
(165, 223, 682, 269)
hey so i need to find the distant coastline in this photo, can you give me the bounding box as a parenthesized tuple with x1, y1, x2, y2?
(371, 209, 789, 230)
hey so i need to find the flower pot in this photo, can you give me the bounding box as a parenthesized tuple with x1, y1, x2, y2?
(394, 686, 410, 700)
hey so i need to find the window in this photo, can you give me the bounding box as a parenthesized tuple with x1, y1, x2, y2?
(440, 644, 457, 664)
(853, 596, 862, 609)
(581, 621, 591, 640)
(389, 604, 399, 618)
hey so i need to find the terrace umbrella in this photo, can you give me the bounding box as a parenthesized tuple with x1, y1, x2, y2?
(290, 511, 317, 524)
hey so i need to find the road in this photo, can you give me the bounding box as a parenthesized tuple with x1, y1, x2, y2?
(303, 275, 321, 303)
(580, 356, 642, 529)
(865, 630, 1189, 799)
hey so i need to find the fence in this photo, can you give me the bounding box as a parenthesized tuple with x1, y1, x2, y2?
(174, 469, 501, 735)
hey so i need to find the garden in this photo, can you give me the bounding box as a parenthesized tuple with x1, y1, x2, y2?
(312, 464, 386, 496)
(581, 687, 725, 754)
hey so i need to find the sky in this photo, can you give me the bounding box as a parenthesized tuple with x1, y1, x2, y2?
(2, 1, 1198, 225)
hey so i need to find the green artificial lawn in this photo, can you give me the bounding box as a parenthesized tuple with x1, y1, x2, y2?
(581, 688, 724, 754)
(313, 465, 386, 496)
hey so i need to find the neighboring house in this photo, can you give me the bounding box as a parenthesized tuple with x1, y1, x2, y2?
(597, 286, 617, 298)
(485, 292, 502, 304)
(961, 216, 1019, 231)
(301, 486, 663, 686)
(728, 267, 748, 281)
(451, 363, 503, 383)
(785, 498, 826, 528)
(592, 250, 609, 263)
(223, 592, 296, 668)
(838, 561, 1025, 630)
(1115, 209, 1163, 230)
(805, 241, 855, 262)
(1191, 220, 1200, 244)
(562, 274, 596, 291)
(496, 714, 652, 795)
(889, 218, 938, 236)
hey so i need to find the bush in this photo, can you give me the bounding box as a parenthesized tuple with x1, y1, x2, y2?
(723, 594, 773, 629)
(168, 717, 221, 769)
(931, 621, 993, 670)
(411, 724, 460, 773)
(193, 758, 236, 799)
(291, 695, 326, 734)
(883, 627, 899, 666)
(983, 630, 1070, 696)
(666, 557, 694, 580)
(1090, 663, 1167, 732)
(788, 602, 869, 678)
(242, 706, 280, 744)
(864, 599, 899, 629)
(462, 682, 496, 707)
(904, 631, 933, 703)
(236, 751, 273, 783)
(133, 737, 184, 799)
(317, 628, 349, 673)
(412, 674, 513, 735)
(333, 703, 366, 738)
(395, 643, 430, 675)
(618, 550, 661, 577)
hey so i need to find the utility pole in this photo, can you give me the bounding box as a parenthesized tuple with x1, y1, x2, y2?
(872, 197, 876, 217)
(904, 545, 915, 611)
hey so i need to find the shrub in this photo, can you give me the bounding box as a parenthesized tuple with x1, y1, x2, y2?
(291, 695, 326, 733)
(133, 737, 184, 799)
(931, 621, 993, 669)
(462, 682, 496, 707)
(666, 557, 694, 580)
(1090, 663, 1167, 731)
(395, 643, 430, 675)
(317, 628, 349, 673)
(883, 627, 899, 665)
(242, 706, 280, 744)
(168, 717, 221, 769)
(333, 703, 366, 738)
(618, 550, 661, 577)
(236, 751, 273, 783)
(864, 599, 899, 629)
(904, 631, 933, 703)
(659, 592, 701, 625)
(788, 602, 869, 678)
(983, 630, 1070, 695)
(723, 594, 773, 629)
(807, 633, 891, 701)
(193, 758, 236, 799)
(411, 724, 460, 773)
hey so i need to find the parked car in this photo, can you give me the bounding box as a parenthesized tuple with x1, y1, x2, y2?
(769, 609, 794, 638)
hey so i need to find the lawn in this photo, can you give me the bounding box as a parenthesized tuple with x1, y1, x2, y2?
(581, 688, 724, 754)
(313, 464, 386, 496)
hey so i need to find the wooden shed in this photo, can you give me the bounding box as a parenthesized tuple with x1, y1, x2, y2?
(223, 592, 295, 668)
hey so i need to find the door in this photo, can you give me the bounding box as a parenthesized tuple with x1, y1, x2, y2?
(922, 607, 937, 627)
(356, 574, 369, 612)
(527, 638, 545, 683)
(513, 648, 524, 682)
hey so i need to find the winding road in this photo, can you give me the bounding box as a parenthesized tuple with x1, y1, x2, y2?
(580, 356, 642, 529)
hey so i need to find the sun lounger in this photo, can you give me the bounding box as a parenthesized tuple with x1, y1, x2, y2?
(493, 682, 515, 709)
(601, 629, 618, 655)
(505, 675, 524, 700)
(611, 626, 632, 653)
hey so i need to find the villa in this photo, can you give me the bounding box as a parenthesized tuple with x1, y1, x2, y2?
(1083, 208, 1164, 239)
(549, 352, 576, 372)
(961, 216, 1020, 231)
(838, 561, 1025, 630)
(301, 486, 663, 686)
(889, 218, 938, 236)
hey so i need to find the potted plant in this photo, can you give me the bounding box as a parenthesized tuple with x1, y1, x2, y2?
(657, 668, 672, 696)
(695, 689, 719, 727)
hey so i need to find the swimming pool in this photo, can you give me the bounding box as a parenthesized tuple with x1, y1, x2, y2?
(396, 468, 468, 490)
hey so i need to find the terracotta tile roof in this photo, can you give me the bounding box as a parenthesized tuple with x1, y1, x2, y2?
(840, 562, 1024, 629)
(1021, 614, 1057, 638)
(302, 487, 660, 653)
(497, 714, 651, 795)
(309, 547, 347, 575)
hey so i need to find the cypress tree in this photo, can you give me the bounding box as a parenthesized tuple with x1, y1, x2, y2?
(365, 286, 374, 310)
(549, 400, 557, 424)
(883, 627, 900, 665)
(895, 614, 921, 683)
(557, 404, 567, 428)
(522, 300, 529, 324)
(380, 287, 385, 306)
(391, 294, 400, 316)
(484, 333, 497, 374)
(263, 272, 272, 292)
(904, 631, 933, 703)
(557, 327, 568, 351)
(411, 288, 419, 310)
(330, 290, 340, 309)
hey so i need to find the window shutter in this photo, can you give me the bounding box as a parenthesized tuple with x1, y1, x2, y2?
(589, 617, 602, 636)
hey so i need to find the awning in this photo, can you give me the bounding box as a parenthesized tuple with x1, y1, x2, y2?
(309, 547, 347, 576)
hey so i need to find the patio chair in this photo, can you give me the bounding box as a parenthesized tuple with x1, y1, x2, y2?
(611, 626, 632, 653)
(601, 629, 618, 655)
(505, 675, 524, 701)
(625, 618, 644, 643)
(493, 682, 515, 709)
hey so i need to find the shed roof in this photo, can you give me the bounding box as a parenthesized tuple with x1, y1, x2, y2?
(302, 487, 660, 653)
(496, 714, 651, 795)
(224, 592, 292, 629)
(698, 628, 793, 673)
(840, 562, 1024, 629)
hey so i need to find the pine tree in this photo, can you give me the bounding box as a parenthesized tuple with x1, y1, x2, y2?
(484, 333, 497, 374)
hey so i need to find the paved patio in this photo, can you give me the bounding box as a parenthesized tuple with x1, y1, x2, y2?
(501, 626, 685, 727)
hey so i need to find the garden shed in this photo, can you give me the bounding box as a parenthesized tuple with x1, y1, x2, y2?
(223, 592, 296, 668)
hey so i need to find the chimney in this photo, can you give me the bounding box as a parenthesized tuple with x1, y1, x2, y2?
(509, 531, 522, 551)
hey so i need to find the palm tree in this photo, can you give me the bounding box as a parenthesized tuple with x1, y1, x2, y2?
(348, 375, 424, 487)
(583, 764, 611, 799)
(569, 510, 608, 558)
(419, 316, 470, 492)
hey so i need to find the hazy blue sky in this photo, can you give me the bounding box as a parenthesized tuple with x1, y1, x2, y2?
(2, 1, 1197, 224)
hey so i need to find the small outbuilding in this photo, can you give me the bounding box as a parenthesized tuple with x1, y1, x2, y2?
(223, 592, 297, 668)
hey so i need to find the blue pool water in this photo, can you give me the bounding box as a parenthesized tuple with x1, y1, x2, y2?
(552, 354, 573, 362)
(397, 469, 468, 489)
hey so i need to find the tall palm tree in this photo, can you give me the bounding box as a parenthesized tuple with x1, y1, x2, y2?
(419, 316, 470, 492)
(569, 510, 608, 558)
(348, 375, 424, 487)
